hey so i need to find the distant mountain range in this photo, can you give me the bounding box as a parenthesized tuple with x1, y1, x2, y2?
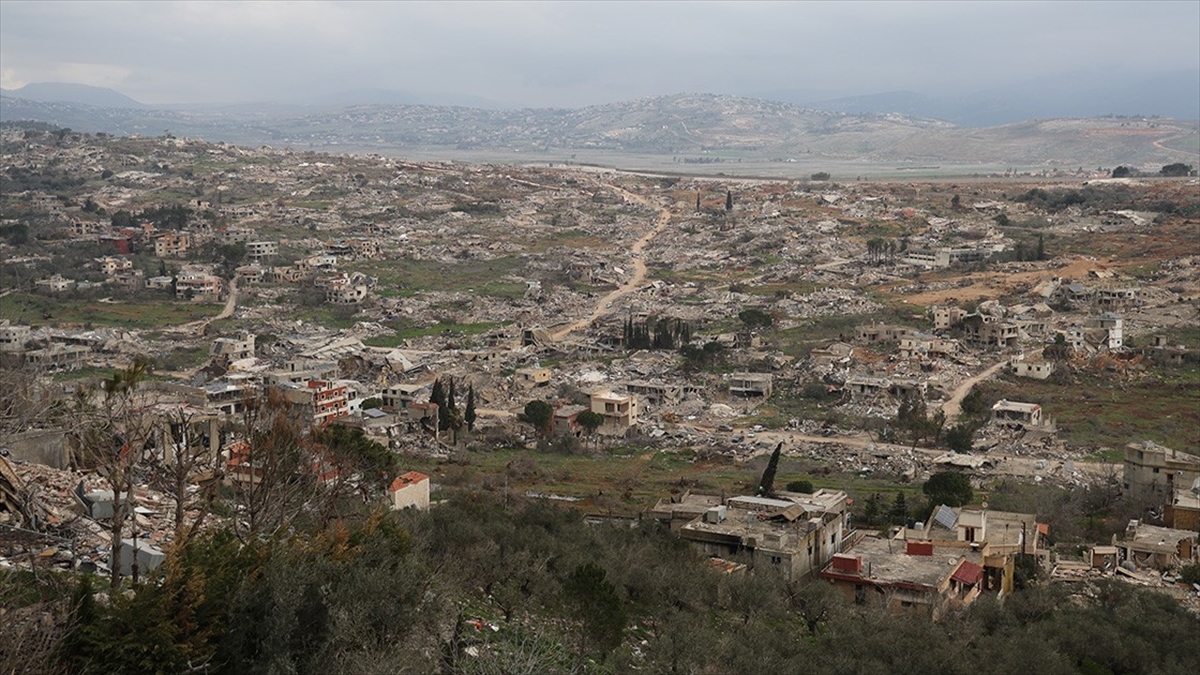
(753, 69, 1200, 127)
(3, 87, 1198, 169)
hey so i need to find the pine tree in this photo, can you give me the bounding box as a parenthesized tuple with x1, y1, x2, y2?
(725, 190, 733, 211)
(695, 192, 701, 212)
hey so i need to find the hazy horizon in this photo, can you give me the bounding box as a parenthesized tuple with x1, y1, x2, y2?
(2, 0, 1197, 115)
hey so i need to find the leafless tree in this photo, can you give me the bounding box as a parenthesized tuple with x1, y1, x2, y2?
(71, 359, 153, 588)
(225, 387, 322, 544)
(147, 406, 224, 543)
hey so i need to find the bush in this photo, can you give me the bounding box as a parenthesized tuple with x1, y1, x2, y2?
(786, 480, 814, 494)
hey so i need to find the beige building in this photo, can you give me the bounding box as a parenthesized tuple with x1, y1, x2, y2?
(1123, 441, 1200, 506)
(729, 372, 773, 398)
(678, 490, 850, 582)
(589, 390, 638, 436)
(0, 321, 30, 352)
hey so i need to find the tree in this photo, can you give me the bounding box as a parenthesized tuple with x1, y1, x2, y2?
(890, 492, 908, 524)
(464, 385, 477, 432)
(923, 471, 973, 507)
(1036, 233, 1046, 261)
(725, 190, 733, 211)
(944, 423, 975, 454)
(1159, 163, 1193, 177)
(695, 192, 701, 212)
(522, 400, 554, 438)
(577, 410, 604, 447)
(72, 359, 153, 587)
(148, 407, 223, 542)
(738, 307, 773, 330)
(810, 172, 830, 181)
(360, 397, 382, 410)
(757, 443, 783, 496)
(563, 562, 626, 667)
(1110, 166, 1132, 178)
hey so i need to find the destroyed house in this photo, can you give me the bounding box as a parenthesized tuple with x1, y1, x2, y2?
(1123, 441, 1200, 506)
(821, 536, 984, 620)
(728, 373, 772, 398)
(678, 490, 850, 582)
(1115, 520, 1198, 570)
(857, 324, 909, 344)
(1011, 357, 1054, 380)
(991, 400, 1043, 428)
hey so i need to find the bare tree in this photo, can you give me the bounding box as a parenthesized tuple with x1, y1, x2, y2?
(225, 387, 321, 544)
(147, 406, 224, 543)
(71, 359, 153, 588)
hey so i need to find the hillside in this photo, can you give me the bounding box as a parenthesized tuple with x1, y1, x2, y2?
(2, 91, 1197, 169)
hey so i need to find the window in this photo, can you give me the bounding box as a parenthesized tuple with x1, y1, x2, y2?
(770, 555, 783, 565)
(900, 600, 914, 609)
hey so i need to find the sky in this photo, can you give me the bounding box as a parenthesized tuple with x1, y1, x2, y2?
(2, 1, 1198, 108)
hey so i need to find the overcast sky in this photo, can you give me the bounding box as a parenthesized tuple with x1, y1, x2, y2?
(2, 1, 1198, 107)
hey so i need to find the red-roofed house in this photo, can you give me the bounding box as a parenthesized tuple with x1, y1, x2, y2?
(390, 471, 430, 511)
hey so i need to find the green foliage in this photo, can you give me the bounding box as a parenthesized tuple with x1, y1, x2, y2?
(318, 424, 396, 490)
(1180, 563, 1200, 585)
(678, 340, 726, 372)
(923, 471, 974, 507)
(464, 385, 477, 432)
(577, 409, 604, 437)
(890, 394, 945, 448)
(757, 443, 783, 496)
(1159, 163, 1194, 177)
(738, 307, 774, 329)
(359, 397, 382, 410)
(944, 423, 975, 454)
(563, 562, 627, 665)
(785, 479, 814, 494)
(810, 172, 830, 181)
(1111, 166, 1132, 178)
(522, 399, 554, 437)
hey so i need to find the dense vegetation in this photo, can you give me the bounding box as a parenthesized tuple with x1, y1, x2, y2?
(4, 490, 1197, 674)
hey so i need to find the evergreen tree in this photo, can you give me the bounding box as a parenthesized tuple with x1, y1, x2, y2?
(890, 492, 908, 524)
(757, 442, 783, 496)
(465, 385, 477, 432)
(695, 192, 701, 212)
(725, 190, 733, 211)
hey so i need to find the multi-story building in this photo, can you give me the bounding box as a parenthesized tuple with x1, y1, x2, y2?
(589, 390, 638, 436)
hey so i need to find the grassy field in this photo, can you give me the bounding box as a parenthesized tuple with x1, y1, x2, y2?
(348, 257, 526, 299)
(0, 293, 219, 329)
(981, 365, 1200, 453)
(398, 444, 920, 518)
(364, 320, 508, 347)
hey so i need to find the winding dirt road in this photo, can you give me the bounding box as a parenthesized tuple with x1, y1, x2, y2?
(940, 355, 1010, 420)
(550, 186, 674, 340)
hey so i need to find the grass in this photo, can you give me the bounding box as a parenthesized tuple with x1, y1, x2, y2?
(364, 320, 509, 347)
(981, 365, 1200, 452)
(0, 293, 219, 329)
(401, 444, 918, 517)
(349, 257, 526, 299)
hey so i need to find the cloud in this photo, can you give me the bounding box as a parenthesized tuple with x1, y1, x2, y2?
(0, 1, 1196, 107)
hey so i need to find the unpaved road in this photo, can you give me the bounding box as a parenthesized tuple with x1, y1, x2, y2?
(550, 186, 674, 340)
(941, 356, 1011, 420)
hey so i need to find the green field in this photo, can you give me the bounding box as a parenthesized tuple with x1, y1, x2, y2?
(397, 444, 921, 517)
(0, 293, 219, 329)
(982, 365, 1200, 453)
(348, 257, 526, 299)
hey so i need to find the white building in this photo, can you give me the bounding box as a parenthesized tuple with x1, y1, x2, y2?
(389, 471, 431, 511)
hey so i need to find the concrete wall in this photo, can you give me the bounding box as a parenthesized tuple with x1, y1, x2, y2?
(4, 429, 69, 469)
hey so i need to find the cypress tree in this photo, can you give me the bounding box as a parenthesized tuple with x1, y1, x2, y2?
(757, 442, 783, 496)
(465, 385, 477, 432)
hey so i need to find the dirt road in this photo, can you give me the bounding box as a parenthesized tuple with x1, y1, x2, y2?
(941, 356, 1011, 420)
(550, 186, 674, 340)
